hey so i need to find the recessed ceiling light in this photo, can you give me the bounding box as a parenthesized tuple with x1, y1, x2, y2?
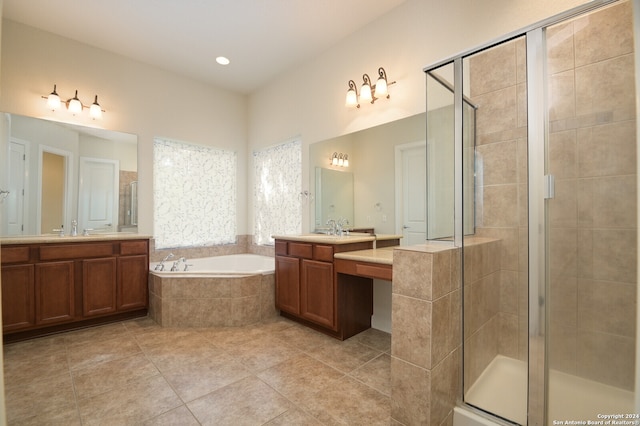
(216, 56, 230, 65)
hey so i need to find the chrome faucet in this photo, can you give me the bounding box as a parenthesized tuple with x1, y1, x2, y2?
(71, 220, 78, 237)
(155, 253, 174, 271)
(336, 218, 349, 236)
(326, 219, 337, 235)
(170, 257, 186, 272)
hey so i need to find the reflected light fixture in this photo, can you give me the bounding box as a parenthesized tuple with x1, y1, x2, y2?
(330, 152, 349, 167)
(345, 67, 395, 108)
(42, 85, 105, 119)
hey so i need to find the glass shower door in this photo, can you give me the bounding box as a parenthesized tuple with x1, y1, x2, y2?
(545, 1, 637, 422)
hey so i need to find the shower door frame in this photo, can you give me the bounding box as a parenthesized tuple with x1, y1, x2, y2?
(424, 0, 637, 423)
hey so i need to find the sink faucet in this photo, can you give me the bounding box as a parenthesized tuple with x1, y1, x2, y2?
(326, 219, 337, 235)
(336, 218, 349, 236)
(71, 220, 78, 237)
(155, 253, 174, 271)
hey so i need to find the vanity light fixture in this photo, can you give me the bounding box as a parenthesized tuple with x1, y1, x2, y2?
(42, 85, 105, 119)
(345, 67, 395, 108)
(330, 152, 349, 167)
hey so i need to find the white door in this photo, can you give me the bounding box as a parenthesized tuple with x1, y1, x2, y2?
(395, 142, 427, 246)
(5, 140, 27, 235)
(78, 157, 119, 233)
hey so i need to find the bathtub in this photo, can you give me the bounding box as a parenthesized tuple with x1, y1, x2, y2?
(148, 254, 277, 327)
(150, 253, 274, 276)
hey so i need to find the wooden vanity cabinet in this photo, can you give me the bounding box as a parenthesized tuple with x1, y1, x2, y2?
(1, 238, 149, 340)
(275, 238, 373, 339)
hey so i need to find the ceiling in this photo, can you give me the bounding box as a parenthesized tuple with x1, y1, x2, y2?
(3, 0, 406, 94)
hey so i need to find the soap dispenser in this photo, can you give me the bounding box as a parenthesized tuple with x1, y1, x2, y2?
(71, 219, 78, 236)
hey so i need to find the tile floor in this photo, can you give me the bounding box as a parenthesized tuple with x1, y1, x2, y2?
(3, 316, 392, 425)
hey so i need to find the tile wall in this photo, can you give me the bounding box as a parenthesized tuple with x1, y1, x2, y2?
(545, 0, 636, 389)
(390, 244, 462, 425)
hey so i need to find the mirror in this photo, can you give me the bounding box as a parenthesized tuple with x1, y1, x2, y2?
(0, 113, 138, 236)
(314, 167, 354, 231)
(309, 113, 426, 238)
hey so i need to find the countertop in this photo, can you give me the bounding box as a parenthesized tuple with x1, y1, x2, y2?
(333, 246, 396, 265)
(1, 233, 152, 245)
(271, 233, 402, 245)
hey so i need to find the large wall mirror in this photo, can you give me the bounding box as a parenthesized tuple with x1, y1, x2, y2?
(309, 113, 427, 244)
(0, 113, 138, 236)
(309, 108, 475, 245)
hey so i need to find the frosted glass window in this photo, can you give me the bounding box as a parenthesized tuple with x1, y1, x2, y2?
(153, 138, 236, 249)
(253, 140, 301, 245)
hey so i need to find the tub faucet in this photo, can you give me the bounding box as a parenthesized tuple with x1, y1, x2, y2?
(155, 253, 174, 271)
(170, 257, 186, 272)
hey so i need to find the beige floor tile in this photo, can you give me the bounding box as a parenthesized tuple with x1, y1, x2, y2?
(5, 371, 77, 423)
(143, 404, 200, 425)
(273, 324, 337, 351)
(143, 337, 222, 372)
(349, 327, 392, 353)
(4, 317, 394, 425)
(65, 322, 130, 347)
(3, 350, 70, 388)
(77, 374, 182, 425)
(133, 327, 206, 350)
(72, 352, 160, 399)
(305, 338, 383, 373)
(265, 407, 324, 425)
(162, 352, 251, 402)
(305, 376, 391, 425)
(226, 333, 302, 372)
(350, 353, 392, 396)
(67, 335, 142, 371)
(257, 353, 345, 405)
(187, 375, 293, 425)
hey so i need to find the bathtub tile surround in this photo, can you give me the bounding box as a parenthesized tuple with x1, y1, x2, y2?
(148, 268, 277, 327)
(3, 317, 391, 424)
(390, 243, 462, 425)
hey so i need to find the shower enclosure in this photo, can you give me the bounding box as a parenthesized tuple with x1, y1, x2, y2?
(425, 0, 638, 424)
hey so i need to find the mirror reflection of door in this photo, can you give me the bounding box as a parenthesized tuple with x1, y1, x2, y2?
(78, 157, 119, 233)
(6, 138, 28, 235)
(41, 152, 66, 234)
(396, 141, 427, 246)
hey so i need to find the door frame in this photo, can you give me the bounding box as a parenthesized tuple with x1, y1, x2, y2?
(37, 145, 73, 235)
(394, 140, 427, 245)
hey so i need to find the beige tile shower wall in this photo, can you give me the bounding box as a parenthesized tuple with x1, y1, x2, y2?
(390, 245, 461, 425)
(468, 35, 529, 369)
(546, 0, 636, 390)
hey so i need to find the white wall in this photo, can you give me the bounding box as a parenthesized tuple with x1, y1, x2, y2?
(247, 0, 590, 233)
(0, 0, 592, 238)
(0, 20, 248, 236)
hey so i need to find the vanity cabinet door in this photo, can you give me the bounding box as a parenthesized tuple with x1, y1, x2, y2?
(275, 255, 300, 315)
(35, 261, 75, 325)
(1, 264, 35, 332)
(117, 255, 148, 311)
(300, 259, 335, 329)
(83, 257, 117, 317)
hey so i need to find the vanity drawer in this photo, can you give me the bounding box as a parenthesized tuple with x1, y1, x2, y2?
(275, 240, 288, 256)
(1, 246, 32, 264)
(39, 243, 114, 261)
(120, 240, 148, 256)
(313, 245, 334, 262)
(289, 242, 313, 259)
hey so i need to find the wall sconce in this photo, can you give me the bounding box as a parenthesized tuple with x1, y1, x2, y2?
(42, 84, 105, 119)
(345, 67, 395, 108)
(330, 152, 349, 167)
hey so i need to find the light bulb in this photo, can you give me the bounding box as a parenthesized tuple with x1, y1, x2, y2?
(68, 90, 82, 114)
(47, 85, 61, 110)
(90, 95, 102, 119)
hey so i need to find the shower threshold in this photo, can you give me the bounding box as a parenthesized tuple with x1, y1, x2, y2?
(464, 355, 634, 425)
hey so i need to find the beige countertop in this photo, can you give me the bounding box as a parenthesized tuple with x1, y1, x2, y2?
(1, 233, 152, 245)
(272, 233, 402, 245)
(333, 246, 396, 265)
